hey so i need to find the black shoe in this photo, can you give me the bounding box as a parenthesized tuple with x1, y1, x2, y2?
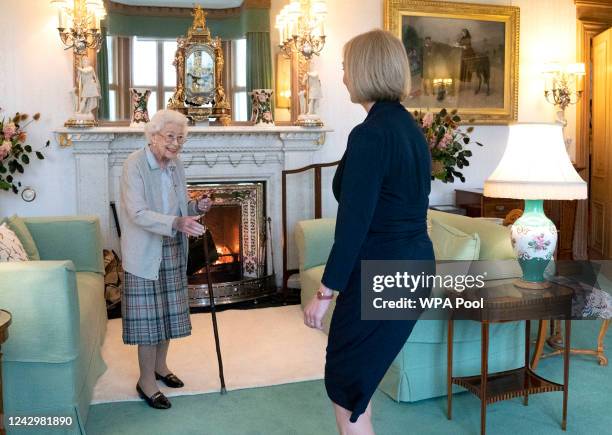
(136, 383, 171, 409)
(155, 372, 185, 388)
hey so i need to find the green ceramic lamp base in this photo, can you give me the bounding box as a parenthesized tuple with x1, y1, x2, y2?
(510, 200, 558, 289)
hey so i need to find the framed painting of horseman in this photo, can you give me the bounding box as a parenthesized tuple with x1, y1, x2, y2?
(384, 0, 519, 124)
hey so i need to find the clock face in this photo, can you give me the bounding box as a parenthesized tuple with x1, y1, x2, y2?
(185, 47, 215, 103)
(21, 187, 36, 202)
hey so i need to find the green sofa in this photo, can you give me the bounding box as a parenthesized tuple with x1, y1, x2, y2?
(0, 216, 107, 434)
(295, 210, 524, 402)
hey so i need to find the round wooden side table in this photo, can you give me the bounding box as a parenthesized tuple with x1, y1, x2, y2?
(0, 310, 12, 435)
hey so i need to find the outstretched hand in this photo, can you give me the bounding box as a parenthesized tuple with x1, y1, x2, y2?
(173, 215, 205, 237)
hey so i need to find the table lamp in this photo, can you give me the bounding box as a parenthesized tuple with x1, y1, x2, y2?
(484, 123, 587, 289)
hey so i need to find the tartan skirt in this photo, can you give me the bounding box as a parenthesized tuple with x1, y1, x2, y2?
(122, 233, 192, 345)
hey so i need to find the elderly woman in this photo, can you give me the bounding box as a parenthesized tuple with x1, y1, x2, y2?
(304, 30, 434, 434)
(120, 109, 211, 409)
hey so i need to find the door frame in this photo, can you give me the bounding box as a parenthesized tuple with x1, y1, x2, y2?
(575, 0, 612, 258)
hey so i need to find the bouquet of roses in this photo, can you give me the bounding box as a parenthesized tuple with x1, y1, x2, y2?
(0, 108, 48, 193)
(413, 108, 482, 183)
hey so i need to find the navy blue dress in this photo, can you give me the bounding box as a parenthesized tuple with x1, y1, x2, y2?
(321, 100, 434, 423)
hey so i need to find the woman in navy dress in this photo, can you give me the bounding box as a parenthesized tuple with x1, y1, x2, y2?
(304, 29, 434, 434)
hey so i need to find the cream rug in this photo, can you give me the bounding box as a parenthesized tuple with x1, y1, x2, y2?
(92, 305, 328, 404)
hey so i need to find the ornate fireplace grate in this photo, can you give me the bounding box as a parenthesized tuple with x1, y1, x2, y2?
(186, 182, 276, 306)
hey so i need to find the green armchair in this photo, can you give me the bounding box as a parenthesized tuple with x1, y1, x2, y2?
(295, 210, 524, 402)
(0, 216, 107, 434)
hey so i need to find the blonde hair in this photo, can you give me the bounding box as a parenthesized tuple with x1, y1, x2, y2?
(144, 109, 189, 143)
(343, 29, 411, 103)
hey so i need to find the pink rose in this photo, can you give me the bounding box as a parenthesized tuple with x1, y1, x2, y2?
(437, 131, 453, 149)
(3, 122, 16, 140)
(422, 112, 434, 129)
(0, 140, 12, 161)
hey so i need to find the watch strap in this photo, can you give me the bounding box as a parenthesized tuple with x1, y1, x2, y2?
(316, 290, 334, 300)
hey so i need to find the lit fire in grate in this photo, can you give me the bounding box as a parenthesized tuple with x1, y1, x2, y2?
(215, 245, 235, 264)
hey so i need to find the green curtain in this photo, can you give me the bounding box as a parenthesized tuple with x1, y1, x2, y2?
(96, 25, 110, 120)
(246, 32, 273, 116)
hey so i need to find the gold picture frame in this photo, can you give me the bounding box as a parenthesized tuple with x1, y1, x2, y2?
(384, 0, 519, 124)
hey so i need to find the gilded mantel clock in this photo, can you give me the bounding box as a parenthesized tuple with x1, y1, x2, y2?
(167, 6, 231, 125)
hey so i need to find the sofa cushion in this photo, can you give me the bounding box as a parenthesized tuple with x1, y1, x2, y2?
(24, 216, 104, 273)
(428, 210, 514, 260)
(0, 223, 28, 262)
(430, 219, 480, 261)
(295, 218, 336, 270)
(4, 215, 40, 260)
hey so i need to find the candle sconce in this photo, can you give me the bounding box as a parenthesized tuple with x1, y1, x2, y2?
(542, 62, 585, 126)
(275, 0, 327, 60)
(51, 0, 106, 56)
(542, 62, 585, 153)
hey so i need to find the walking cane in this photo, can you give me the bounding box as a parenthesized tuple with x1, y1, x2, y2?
(201, 218, 227, 394)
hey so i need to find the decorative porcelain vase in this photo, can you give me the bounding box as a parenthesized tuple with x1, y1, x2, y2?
(129, 88, 151, 127)
(510, 200, 558, 286)
(250, 89, 274, 126)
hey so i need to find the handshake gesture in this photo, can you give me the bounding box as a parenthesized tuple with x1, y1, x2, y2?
(173, 195, 213, 237)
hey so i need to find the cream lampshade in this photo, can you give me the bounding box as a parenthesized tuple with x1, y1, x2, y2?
(484, 123, 587, 288)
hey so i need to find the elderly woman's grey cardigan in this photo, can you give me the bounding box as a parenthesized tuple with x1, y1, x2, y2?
(119, 147, 199, 280)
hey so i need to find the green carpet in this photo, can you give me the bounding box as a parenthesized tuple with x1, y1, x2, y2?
(86, 320, 611, 435)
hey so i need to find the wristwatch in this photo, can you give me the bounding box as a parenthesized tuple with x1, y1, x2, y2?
(316, 289, 334, 300)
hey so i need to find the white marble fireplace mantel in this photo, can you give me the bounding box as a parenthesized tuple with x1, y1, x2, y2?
(57, 125, 332, 286)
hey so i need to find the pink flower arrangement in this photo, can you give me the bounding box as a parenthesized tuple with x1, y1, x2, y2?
(421, 112, 434, 129)
(413, 108, 483, 183)
(0, 141, 11, 160)
(0, 108, 48, 193)
(437, 131, 454, 149)
(3, 122, 17, 140)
